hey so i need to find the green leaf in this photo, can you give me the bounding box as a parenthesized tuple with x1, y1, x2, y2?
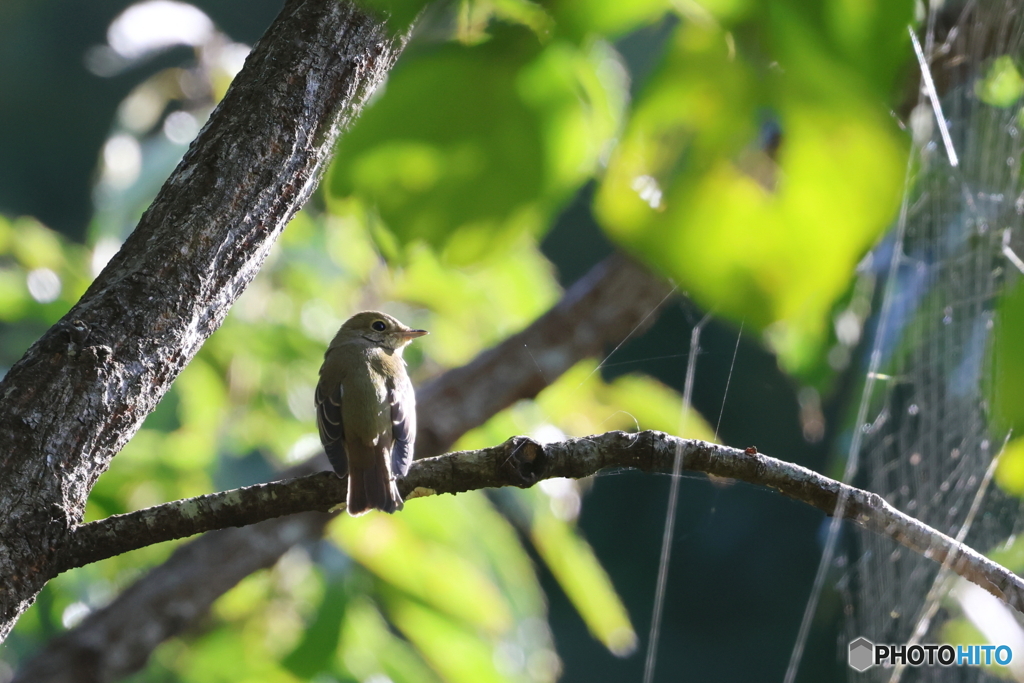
(451, 0, 554, 45)
(395, 492, 547, 620)
(939, 618, 991, 656)
(987, 529, 1024, 574)
(975, 55, 1024, 108)
(996, 438, 1024, 497)
(173, 627, 299, 683)
(327, 25, 625, 264)
(340, 598, 444, 683)
(990, 283, 1024, 436)
(548, 0, 672, 41)
(692, 0, 753, 22)
(595, 17, 907, 374)
(331, 501, 515, 634)
(11, 216, 65, 270)
(0, 268, 29, 321)
(282, 579, 348, 678)
(528, 496, 637, 656)
(162, 357, 228, 469)
(388, 597, 513, 683)
(535, 360, 716, 441)
(392, 240, 560, 367)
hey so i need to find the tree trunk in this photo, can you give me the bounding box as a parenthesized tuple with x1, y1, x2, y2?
(0, 0, 408, 642)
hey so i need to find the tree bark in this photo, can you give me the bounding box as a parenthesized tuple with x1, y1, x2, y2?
(0, 0, 408, 642)
(13, 513, 329, 683)
(46, 253, 671, 574)
(15, 252, 675, 682)
(27, 427, 1024, 672)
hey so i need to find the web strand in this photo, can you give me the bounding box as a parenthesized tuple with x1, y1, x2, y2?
(887, 433, 1008, 683)
(642, 313, 709, 683)
(782, 115, 921, 683)
(909, 27, 959, 168)
(575, 285, 679, 390)
(790, 4, 1024, 680)
(714, 322, 742, 443)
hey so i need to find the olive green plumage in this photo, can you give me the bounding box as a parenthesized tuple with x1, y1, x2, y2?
(316, 311, 426, 515)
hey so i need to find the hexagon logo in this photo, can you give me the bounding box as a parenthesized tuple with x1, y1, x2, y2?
(849, 637, 875, 672)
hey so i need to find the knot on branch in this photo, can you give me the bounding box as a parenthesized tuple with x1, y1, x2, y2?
(501, 436, 545, 488)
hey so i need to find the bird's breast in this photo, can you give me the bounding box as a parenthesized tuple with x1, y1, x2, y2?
(340, 349, 391, 446)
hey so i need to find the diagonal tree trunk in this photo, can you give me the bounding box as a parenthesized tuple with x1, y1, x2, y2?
(0, 0, 408, 642)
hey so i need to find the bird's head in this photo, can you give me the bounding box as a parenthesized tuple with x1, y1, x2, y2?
(336, 311, 428, 352)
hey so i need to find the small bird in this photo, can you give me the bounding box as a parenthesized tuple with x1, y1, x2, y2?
(315, 311, 427, 515)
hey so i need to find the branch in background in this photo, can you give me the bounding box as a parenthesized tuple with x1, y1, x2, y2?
(53, 432, 1024, 615)
(17, 252, 674, 683)
(16, 514, 330, 683)
(415, 252, 675, 456)
(0, 0, 408, 641)
(52, 254, 671, 572)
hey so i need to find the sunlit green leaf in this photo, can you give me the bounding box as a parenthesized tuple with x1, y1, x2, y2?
(11, 217, 65, 271)
(388, 597, 513, 683)
(975, 56, 1024, 109)
(340, 598, 444, 683)
(548, 0, 672, 41)
(596, 17, 906, 374)
(456, 359, 714, 458)
(172, 628, 299, 683)
(990, 283, 1024, 441)
(327, 25, 625, 264)
(331, 504, 515, 634)
(536, 360, 716, 440)
(393, 239, 559, 367)
(0, 268, 29, 321)
(451, 0, 554, 45)
(396, 492, 547, 620)
(995, 437, 1024, 497)
(528, 495, 637, 656)
(822, 0, 916, 96)
(160, 358, 228, 470)
(691, 0, 752, 22)
(987, 533, 1024, 574)
(939, 617, 993, 657)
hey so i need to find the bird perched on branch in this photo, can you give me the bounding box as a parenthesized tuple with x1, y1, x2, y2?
(316, 311, 427, 515)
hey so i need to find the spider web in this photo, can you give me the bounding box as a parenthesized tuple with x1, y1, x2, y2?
(792, 2, 1024, 681)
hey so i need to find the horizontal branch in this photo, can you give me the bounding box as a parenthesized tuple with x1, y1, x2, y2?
(19, 253, 675, 683)
(53, 431, 1024, 614)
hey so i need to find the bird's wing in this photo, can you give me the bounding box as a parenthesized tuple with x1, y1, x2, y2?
(388, 374, 417, 477)
(315, 380, 348, 475)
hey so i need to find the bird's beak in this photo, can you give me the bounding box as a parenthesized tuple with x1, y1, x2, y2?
(401, 328, 428, 339)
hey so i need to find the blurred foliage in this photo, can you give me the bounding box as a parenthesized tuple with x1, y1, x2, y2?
(595, 3, 911, 376)
(327, 0, 915, 380)
(975, 55, 1024, 109)
(327, 24, 626, 264)
(991, 283, 1024, 495)
(1, 0, 930, 680)
(3, 198, 652, 682)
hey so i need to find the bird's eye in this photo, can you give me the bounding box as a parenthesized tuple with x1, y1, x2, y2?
(371, 320, 387, 332)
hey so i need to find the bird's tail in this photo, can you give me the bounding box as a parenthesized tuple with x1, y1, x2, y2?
(347, 460, 403, 516)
